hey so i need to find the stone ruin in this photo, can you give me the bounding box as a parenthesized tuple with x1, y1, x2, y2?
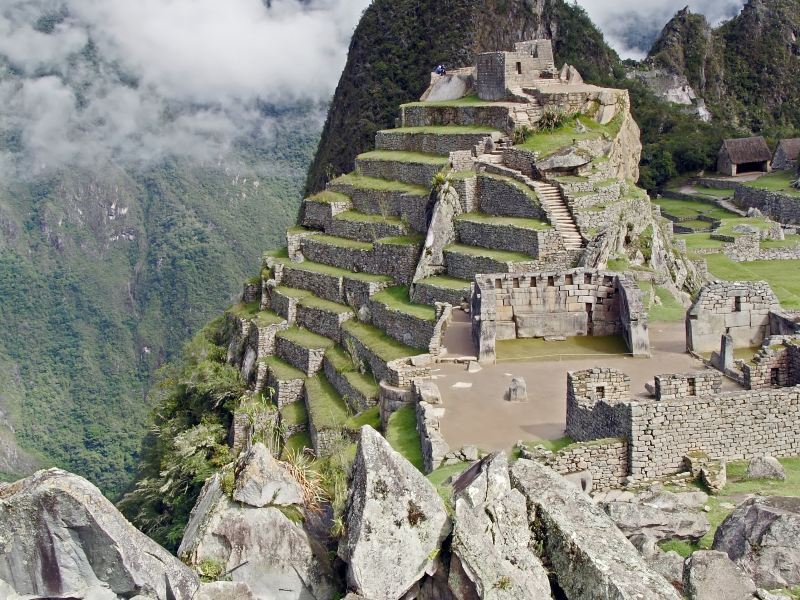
(471, 268, 650, 363)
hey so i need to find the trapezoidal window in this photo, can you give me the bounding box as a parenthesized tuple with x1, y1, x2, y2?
(584, 273, 592, 284)
(595, 386, 605, 399)
(512, 278, 520, 289)
(547, 276, 555, 287)
(565, 274, 573, 285)
(771, 368, 781, 386)
(687, 378, 697, 396)
(495, 278, 503, 289)
(516, 62, 522, 75)
(734, 296, 742, 312)
(529, 277, 537, 288)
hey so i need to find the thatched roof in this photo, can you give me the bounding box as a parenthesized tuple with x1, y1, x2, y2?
(775, 138, 800, 161)
(719, 137, 772, 164)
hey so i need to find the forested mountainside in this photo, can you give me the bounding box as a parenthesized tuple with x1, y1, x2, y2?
(648, 0, 800, 135)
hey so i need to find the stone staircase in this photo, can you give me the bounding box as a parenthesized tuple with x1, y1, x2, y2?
(532, 182, 584, 250)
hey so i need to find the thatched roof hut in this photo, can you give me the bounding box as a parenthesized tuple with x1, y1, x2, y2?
(773, 138, 800, 171)
(717, 137, 772, 176)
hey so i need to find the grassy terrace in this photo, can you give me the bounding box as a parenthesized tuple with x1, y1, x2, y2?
(418, 275, 471, 290)
(497, 335, 629, 361)
(375, 234, 424, 246)
(372, 286, 437, 321)
(226, 300, 260, 318)
(514, 114, 622, 159)
(654, 197, 734, 221)
(714, 217, 774, 237)
(357, 150, 450, 165)
(342, 320, 423, 360)
(277, 327, 335, 350)
(305, 190, 349, 204)
(679, 233, 726, 250)
(252, 310, 286, 327)
(333, 210, 403, 225)
(304, 374, 351, 431)
(401, 93, 496, 108)
(298, 295, 353, 315)
(326, 347, 381, 400)
(639, 282, 685, 323)
(308, 233, 372, 250)
(274, 256, 391, 284)
(762, 234, 800, 248)
(445, 243, 534, 263)
(332, 173, 429, 196)
(456, 212, 552, 230)
(281, 400, 308, 427)
(380, 125, 500, 135)
(262, 355, 305, 381)
(744, 171, 800, 198)
(274, 286, 311, 299)
(480, 172, 540, 202)
(345, 406, 381, 431)
(703, 255, 800, 309)
(386, 404, 424, 471)
(281, 431, 312, 459)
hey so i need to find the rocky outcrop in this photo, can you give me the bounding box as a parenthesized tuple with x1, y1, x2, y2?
(449, 452, 551, 599)
(511, 459, 681, 600)
(713, 496, 800, 589)
(601, 490, 710, 542)
(0, 468, 199, 599)
(683, 550, 757, 600)
(339, 426, 450, 600)
(179, 462, 336, 599)
(233, 442, 304, 507)
(196, 582, 257, 600)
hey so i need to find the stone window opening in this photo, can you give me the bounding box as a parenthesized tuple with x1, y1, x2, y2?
(584, 273, 592, 284)
(771, 367, 781, 386)
(595, 386, 605, 399)
(565, 274, 573, 285)
(734, 296, 742, 312)
(529, 277, 537, 288)
(547, 276, 555, 287)
(512, 277, 520, 289)
(516, 61, 522, 75)
(687, 378, 697, 396)
(495, 278, 502, 289)
(603, 275, 613, 286)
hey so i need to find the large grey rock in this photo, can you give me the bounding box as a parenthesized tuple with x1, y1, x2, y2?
(507, 377, 528, 403)
(179, 472, 335, 600)
(713, 496, 800, 589)
(746, 456, 786, 481)
(511, 459, 681, 600)
(535, 147, 590, 172)
(602, 500, 710, 542)
(196, 582, 256, 600)
(647, 549, 685, 591)
(683, 550, 757, 600)
(0, 468, 199, 599)
(233, 442, 304, 507)
(449, 452, 551, 599)
(339, 426, 450, 600)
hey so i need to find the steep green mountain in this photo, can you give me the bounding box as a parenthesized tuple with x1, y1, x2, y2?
(648, 0, 800, 134)
(0, 148, 313, 494)
(305, 0, 619, 194)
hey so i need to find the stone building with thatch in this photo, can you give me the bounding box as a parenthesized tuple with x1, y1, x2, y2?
(717, 136, 772, 176)
(772, 138, 800, 171)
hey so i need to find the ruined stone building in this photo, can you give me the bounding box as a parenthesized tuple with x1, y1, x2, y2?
(717, 136, 772, 176)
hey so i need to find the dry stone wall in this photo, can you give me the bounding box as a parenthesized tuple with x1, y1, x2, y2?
(654, 372, 722, 399)
(368, 299, 435, 351)
(356, 157, 443, 188)
(401, 104, 514, 131)
(322, 357, 376, 413)
(276, 336, 325, 377)
(327, 181, 431, 234)
(295, 304, 352, 344)
(455, 219, 560, 257)
(566, 368, 632, 442)
(735, 185, 800, 225)
(375, 130, 496, 154)
(302, 197, 351, 230)
(545, 438, 629, 491)
(477, 174, 547, 220)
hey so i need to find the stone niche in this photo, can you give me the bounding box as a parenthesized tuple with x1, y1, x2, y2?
(471, 269, 650, 363)
(686, 281, 781, 353)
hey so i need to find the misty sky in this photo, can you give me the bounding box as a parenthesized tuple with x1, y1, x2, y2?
(0, 0, 745, 175)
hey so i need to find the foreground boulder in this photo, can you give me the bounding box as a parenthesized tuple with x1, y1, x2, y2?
(0, 469, 199, 599)
(683, 550, 756, 600)
(746, 456, 785, 481)
(511, 459, 681, 600)
(449, 452, 551, 599)
(602, 490, 710, 542)
(179, 453, 335, 599)
(339, 426, 450, 600)
(233, 442, 304, 507)
(713, 496, 800, 589)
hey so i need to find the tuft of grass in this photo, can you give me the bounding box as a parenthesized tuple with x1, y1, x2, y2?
(385, 405, 424, 471)
(372, 286, 436, 321)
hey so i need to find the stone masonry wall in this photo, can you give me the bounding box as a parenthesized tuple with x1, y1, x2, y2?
(300, 237, 420, 286)
(322, 356, 376, 413)
(277, 263, 342, 305)
(735, 185, 800, 225)
(477, 174, 547, 220)
(369, 299, 435, 351)
(545, 438, 629, 492)
(654, 372, 722, 400)
(356, 157, 443, 188)
(327, 181, 431, 234)
(401, 104, 514, 132)
(295, 303, 353, 344)
(302, 197, 351, 230)
(417, 400, 448, 474)
(565, 368, 632, 442)
(267, 370, 304, 409)
(742, 340, 800, 389)
(375, 130, 496, 154)
(275, 336, 326, 377)
(456, 219, 561, 257)
(326, 217, 406, 243)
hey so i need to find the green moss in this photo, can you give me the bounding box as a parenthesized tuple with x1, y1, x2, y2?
(456, 212, 552, 230)
(444, 243, 534, 263)
(333, 173, 429, 196)
(386, 405, 424, 471)
(262, 356, 305, 381)
(342, 320, 423, 360)
(277, 327, 335, 350)
(306, 190, 350, 204)
(305, 374, 351, 431)
(281, 400, 308, 427)
(372, 286, 436, 321)
(357, 150, 450, 165)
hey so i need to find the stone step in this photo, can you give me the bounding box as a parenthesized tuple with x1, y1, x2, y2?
(455, 213, 552, 255)
(355, 150, 448, 187)
(374, 126, 500, 154)
(323, 347, 380, 413)
(412, 276, 472, 306)
(304, 373, 358, 457)
(444, 243, 538, 280)
(326, 210, 409, 242)
(275, 327, 336, 377)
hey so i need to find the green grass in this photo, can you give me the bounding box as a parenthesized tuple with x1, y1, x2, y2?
(418, 275, 471, 291)
(306, 190, 350, 204)
(744, 171, 800, 198)
(521, 436, 575, 453)
(357, 150, 450, 165)
(704, 254, 800, 309)
(342, 320, 423, 360)
(333, 210, 403, 225)
(761, 234, 800, 249)
(515, 114, 622, 158)
(265, 246, 290, 259)
(680, 233, 727, 250)
(325, 346, 356, 372)
(402, 93, 495, 108)
(262, 356, 305, 381)
(281, 432, 312, 459)
(456, 212, 552, 230)
(372, 286, 437, 321)
(298, 295, 353, 315)
(655, 198, 734, 221)
(380, 125, 500, 135)
(344, 406, 381, 430)
(658, 539, 697, 558)
(479, 172, 540, 203)
(277, 327, 335, 350)
(606, 256, 630, 271)
(332, 173, 429, 196)
(252, 310, 286, 327)
(275, 257, 391, 284)
(385, 405, 424, 471)
(496, 336, 629, 361)
(694, 186, 735, 198)
(226, 300, 260, 318)
(675, 219, 715, 231)
(274, 286, 312, 299)
(376, 234, 424, 246)
(648, 286, 686, 323)
(281, 400, 308, 427)
(308, 233, 372, 251)
(427, 461, 470, 511)
(305, 374, 351, 431)
(714, 217, 773, 238)
(444, 243, 534, 263)
(344, 371, 380, 401)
